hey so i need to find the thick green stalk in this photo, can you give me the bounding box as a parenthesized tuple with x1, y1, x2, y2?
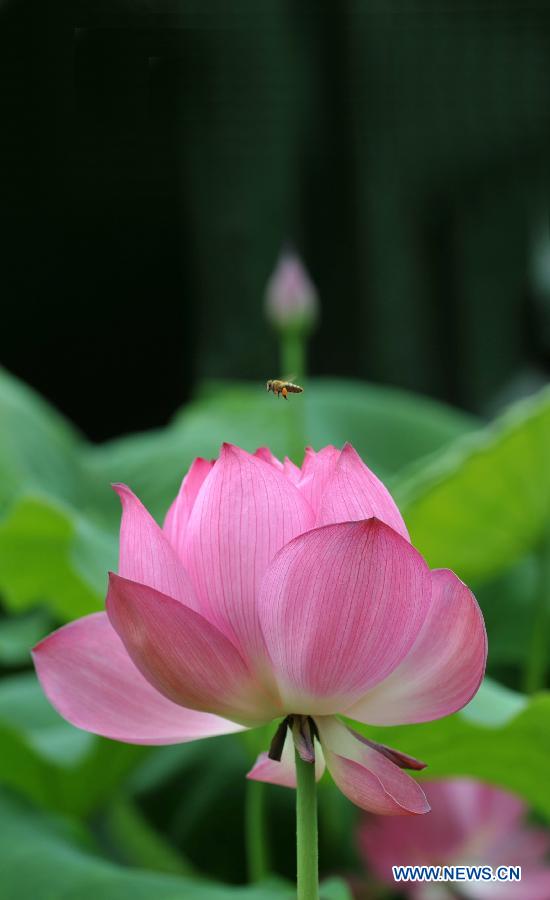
(280, 329, 306, 383)
(245, 780, 269, 882)
(295, 749, 319, 900)
(524, 529, 550, 693)
(279, 329, 307, 463)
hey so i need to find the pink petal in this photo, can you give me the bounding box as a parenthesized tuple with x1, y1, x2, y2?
(258, 519, 432, 715)
(283, 456, 302, 484)
(297, 445, 340, 511)
(314, 443, 409, 539)
(182, 443, 314, 659)
(317, 716, 429, 815)
(359, 793, 461, 881)
(254, 446, 284, 470)
(485, 825, 550, 869)
(113, 483, 201, 612)
(163, 458, 213, 559)
(346, 569, 487, 725)
(32, 612, 245, 744)
(107, 573, 277, 725)
(468, 870, 550, 900)
(359, 779, 546, 890)
(299, 445, 323, 477)
(440, 780, 524, 848)
(246, 726, 325, 789)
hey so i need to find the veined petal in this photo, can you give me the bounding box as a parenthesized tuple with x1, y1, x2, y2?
(113, 483, 200, 612)
(182, 443, 314, 660)
(346, 569, 487, 726)
(297, 445, 340, 511)
(163, 458, 213, 559)
(246, 725, 325, 789)
(254, 447, 284, 470)
(283, 456, 301, 484)
(32, 613, 245, 745)
(258, 520, 432, 715)
(316, 716, 429, 815)
(107, 573, 277, 725)
(315, 443, 409, 539)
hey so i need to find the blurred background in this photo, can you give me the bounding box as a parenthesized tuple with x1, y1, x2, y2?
(1, 2, 550, 898)
(2, 0, 550, 439)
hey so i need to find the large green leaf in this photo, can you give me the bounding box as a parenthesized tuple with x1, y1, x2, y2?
(0, 367, 84, 509)
(395, 386, 550, 583)
(0, 793, 351, 899)
(0, 495, 116, 620)
(0, 673, 146, 816)
(350, 679, 550, 821)
(0, 609, 53, 667)
(475, 556, 538, 668)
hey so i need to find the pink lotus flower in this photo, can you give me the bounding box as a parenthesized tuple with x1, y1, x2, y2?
(359, 778, 550, 899)
(32, 444, 486, 816)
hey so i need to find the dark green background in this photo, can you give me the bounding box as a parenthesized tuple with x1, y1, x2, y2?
(1, 0, 550, 439)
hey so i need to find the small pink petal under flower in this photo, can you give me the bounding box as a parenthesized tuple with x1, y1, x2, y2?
(113, 483, 201, 613)
(163, 457, 213, 560)
(314, 443, 410, 539)
(317, 716, 429, 816)
(182, 443, 314, 660)
(32, 612, 245, 744)
(258, 519, 432, 714)
(348, 728, 426, 771)
(106, 573, 276, 725)
(346, 568, 487, 726)
(247, 727, 325, 789)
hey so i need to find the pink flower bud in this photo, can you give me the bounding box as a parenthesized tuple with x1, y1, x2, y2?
(264, 250, 319, 332)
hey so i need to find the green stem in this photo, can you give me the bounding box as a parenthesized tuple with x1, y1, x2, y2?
(295, 749, 319, 900)
(280, 330, 306, 383)
(524, 531, 550, 693)
(279, 329, 307, 463)
(245, 779, 269, 882)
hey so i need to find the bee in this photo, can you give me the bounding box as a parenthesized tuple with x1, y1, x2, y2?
(266, 378, 304, 400)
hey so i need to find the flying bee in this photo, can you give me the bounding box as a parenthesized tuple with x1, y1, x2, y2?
(266, 378, 304, 400)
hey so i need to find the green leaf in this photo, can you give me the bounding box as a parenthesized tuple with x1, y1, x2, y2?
(0, 494, 116, 620)
(395, 386, 550, 583)
(319, 879, 353, 900)
(0, 366, 84, 510)
(460, 677, 527, 726)
(349, 679, 550, 821)
(475, 557, 537, 668)
(0, 791, 300, 900)
(0, 793, 352, 899)
(103, 798, 196, 876)
(0, 673, 145, 815)
(0, 609, 52, 666)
